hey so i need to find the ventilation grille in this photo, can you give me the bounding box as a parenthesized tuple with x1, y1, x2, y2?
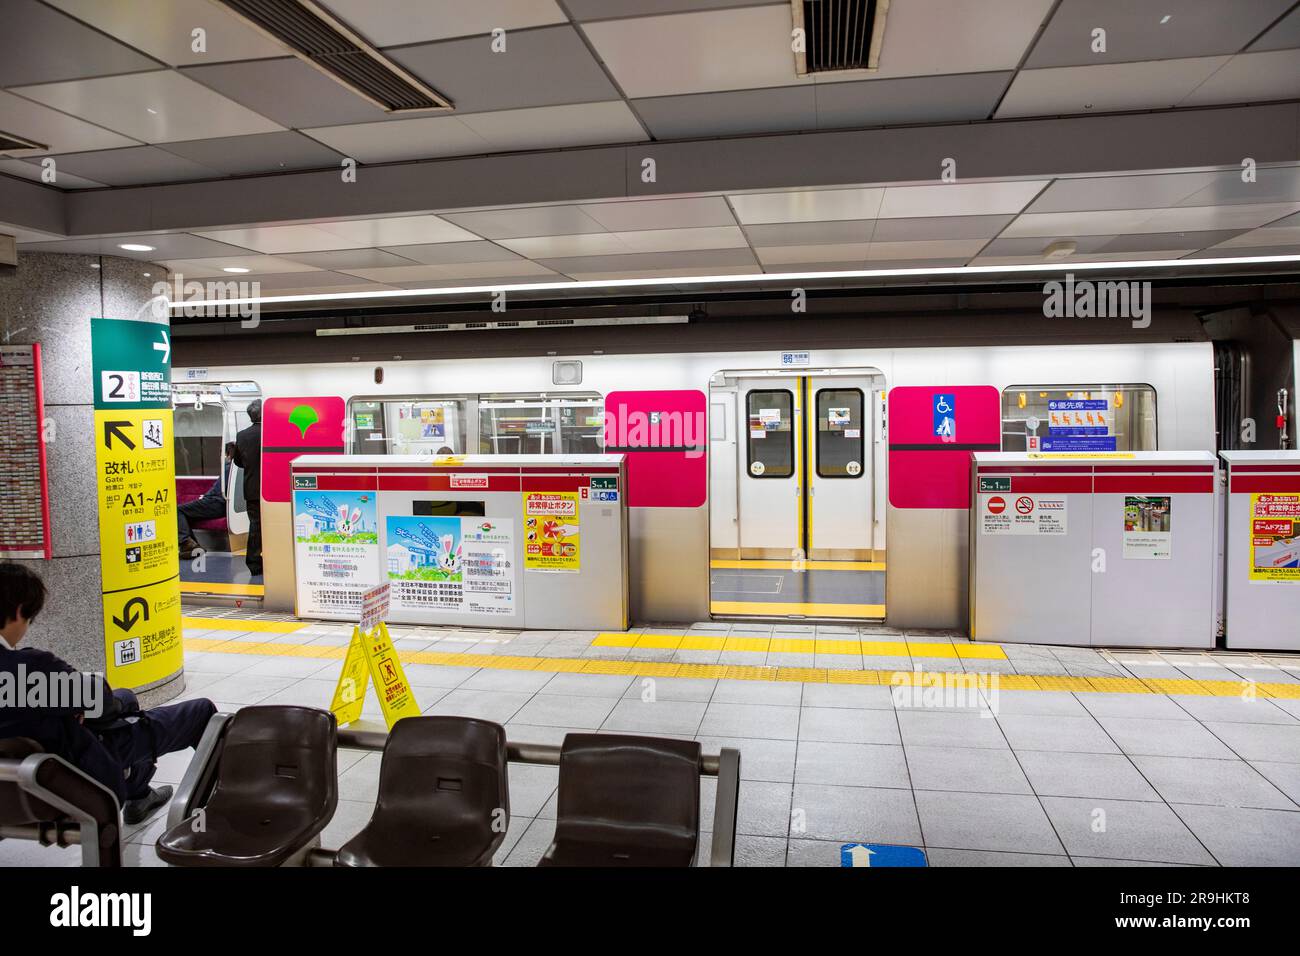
(0, 129, 49, 152)
(793, 0, 890, 75)
(316, 315, 690, 337)
(215, 0, 452, 112)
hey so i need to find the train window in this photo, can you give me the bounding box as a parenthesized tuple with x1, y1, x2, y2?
(347, 398, 469, 455)
(478, 393, 603, 455)
(173, 401, 224, 477)
(746, 389, 794, 478)
(816, 388, 865, 478)
(1001, 384, 1158, 452)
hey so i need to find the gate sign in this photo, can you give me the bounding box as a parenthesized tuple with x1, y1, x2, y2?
(933, 393, 955, 441)
(841, 843, 928, 867)
(90, 317, 182, 689)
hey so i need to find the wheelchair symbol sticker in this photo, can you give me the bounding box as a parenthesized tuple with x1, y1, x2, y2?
(846, 461, 861, 476)
(933, 393, 956, 441)
(750, 461, 765, 476)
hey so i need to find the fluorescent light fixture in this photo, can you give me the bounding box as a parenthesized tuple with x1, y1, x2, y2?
(118, 243, 155, 252)
(222, 266, 251, 273)
(170, 253, 1300, 310)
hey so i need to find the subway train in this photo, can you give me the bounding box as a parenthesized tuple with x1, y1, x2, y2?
(170, 299, 1300, 637)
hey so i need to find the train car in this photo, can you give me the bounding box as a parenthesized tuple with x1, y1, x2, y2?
(174, 323, 1221, 631)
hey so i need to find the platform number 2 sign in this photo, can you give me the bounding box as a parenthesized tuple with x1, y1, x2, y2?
(101, 370, 140, 402)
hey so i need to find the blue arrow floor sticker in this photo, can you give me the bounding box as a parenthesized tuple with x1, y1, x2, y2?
(841, 843, 928, 867)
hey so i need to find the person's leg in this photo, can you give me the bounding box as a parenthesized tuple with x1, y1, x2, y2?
(177, 502, 194, 542)
(100, 698, 217, 801)
(245, 498, 263, 575)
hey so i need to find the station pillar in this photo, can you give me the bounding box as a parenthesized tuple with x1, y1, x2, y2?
(0, 251, 184, 705)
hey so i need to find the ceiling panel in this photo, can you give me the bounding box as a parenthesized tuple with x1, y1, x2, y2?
(1141, 202, 1300, 232)
(972, 250, 1197, 265)
(813, 72, 1011, 128)
(495, 232, 632, 258)
(995, 57, 1230, 118)
(319, 0, 566, 45)
(194, 223, 369, 254)
(567, 265, 763, 281)
(1199, 244, 1300, 258)
(226, 271, 393, 293)
(1025, 0, 1294, 68)
(0, 157, 103, 188)
(0, 0, 161, 87)
(980, 235, 1118, 257)
(392, 273, 570, 290)
(340, 260, 558, 282)
(616, 225, 749, 253)
(633, 86, 816, 139)
(318, 215, 480, 247)
(577, 197, 736, 232)
(46, 0, 289, 66)
(0, 90, 138, 156)
(389, 26, 619, 114)
(1026, 171, 1222, 213)
(880, 181, 1047, 218)
(23, 146, 223, 186)
(1175, 166, 1300, 206)
(181, 58, 400, 130)
(743, 220, 874, 246)
(1180, 49, 1300, 106)
(536, 247, 757, 276)
(566, 0, 785, 19)
(303, 115, 489, 164)
(18, 233, 254, 259)
(159, 254, 322, 277)
(457, 101, 647, 152)
(1098, 229, 1248, 253)
(440, 205, 607, 240)
(583, 5, 809, 99)
(755, 242, 872, 264)
(14, 71, 284, 144)
(866, 239, 988, 260)
(160, 131, 344, 176)
(1001, 209, 1172, 237)
(871, 214, 1015, 241)
(1201, 228, 1300, 249)
(277, 248, 421, 270)
(1250, 4, 1300, 50)
(377, 240, 522, 265)
(728, 188, 884, 224)
(866, 0, 1056, 79)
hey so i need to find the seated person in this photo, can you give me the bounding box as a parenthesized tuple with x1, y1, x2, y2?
(0, 563, 217, 825)
(178, 441, 235, 558)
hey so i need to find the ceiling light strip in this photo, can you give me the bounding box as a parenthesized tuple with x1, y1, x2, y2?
(169, 253, 1300, 310)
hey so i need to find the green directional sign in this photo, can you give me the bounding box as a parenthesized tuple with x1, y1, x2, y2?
(979, 476, 1011, 493)
(91, 317, 172, 409)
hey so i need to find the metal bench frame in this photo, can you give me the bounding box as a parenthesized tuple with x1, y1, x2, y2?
(0, 752, 123, 867)
(171, 714, 741, 867)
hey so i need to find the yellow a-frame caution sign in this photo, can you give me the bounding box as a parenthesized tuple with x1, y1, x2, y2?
(329, 584, 421, 728)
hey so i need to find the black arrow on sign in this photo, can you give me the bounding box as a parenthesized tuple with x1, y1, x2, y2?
(112, 596, 149, 632)
(104, 420, 135, 451)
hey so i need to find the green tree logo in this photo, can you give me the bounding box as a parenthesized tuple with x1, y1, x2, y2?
(288, 404, 320, 438)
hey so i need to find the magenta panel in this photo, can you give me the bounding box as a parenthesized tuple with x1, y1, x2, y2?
(262, 395, 346, 503)
(888, 385, 1001, 509)
(604, 389, 707, 509)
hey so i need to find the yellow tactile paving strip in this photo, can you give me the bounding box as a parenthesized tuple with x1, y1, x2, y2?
(183, 616, 308, 634)
(592, 633, 1008, 659)
(181, 631, 1300, 699)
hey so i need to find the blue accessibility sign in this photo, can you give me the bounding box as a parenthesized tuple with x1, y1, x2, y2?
(933, 393, 955, 441)
(841, 843, 928, 867)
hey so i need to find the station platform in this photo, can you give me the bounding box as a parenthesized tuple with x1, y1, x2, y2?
(5, 607, 1299, 869)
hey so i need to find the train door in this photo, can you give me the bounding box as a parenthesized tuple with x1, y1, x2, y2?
(711, 370, 885, 620)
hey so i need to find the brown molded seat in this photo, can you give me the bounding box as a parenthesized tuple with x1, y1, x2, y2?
(540, 734, 702, 867)
(0, 738, 58, 823)
(156, 706, 337, 867)
(336, 716, 509, 867)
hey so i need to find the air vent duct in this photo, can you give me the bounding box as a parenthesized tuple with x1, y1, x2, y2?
(213, 0, 452, 112)
(0, 130, 49, 153)
(792, 0, 890, 75)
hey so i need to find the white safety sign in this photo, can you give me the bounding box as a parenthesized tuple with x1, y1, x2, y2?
(980, 493, 1067, 535)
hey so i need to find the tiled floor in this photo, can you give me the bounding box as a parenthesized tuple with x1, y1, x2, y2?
(4, 606, 1300, 868)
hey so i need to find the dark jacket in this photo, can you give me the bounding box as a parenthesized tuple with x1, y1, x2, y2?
(0, 647, 129, 802)
(233, 421, 262, 503)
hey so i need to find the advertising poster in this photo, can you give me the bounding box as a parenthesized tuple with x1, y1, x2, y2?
(91, 317, 183, 689)
(385, 515, 516, 616)
(523, 491, 581, 571)
(979, 492, 1067, 535)
(1123, 495, 1172, 559)
(293, 490, 380, 618)
(1248, 493, 1300, 581)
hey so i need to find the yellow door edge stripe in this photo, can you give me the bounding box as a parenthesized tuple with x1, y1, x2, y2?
(182, 633, 1298, 697)
(710, 559, 887, 571)
(180, 581, 265, 597)
(710, 600, 886, 618)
